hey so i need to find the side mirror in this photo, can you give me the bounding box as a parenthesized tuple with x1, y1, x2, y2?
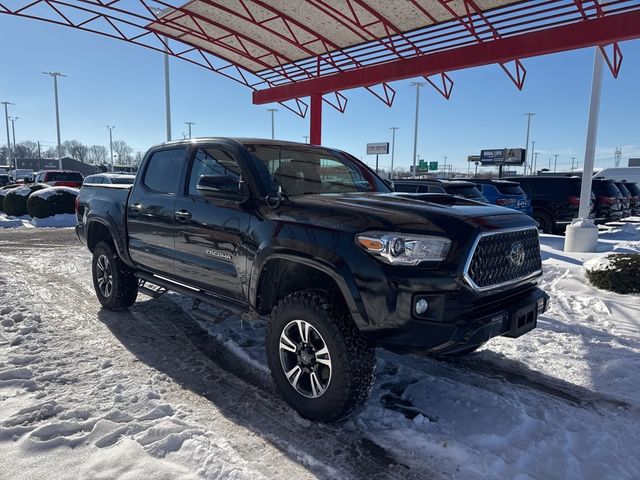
(383, 178, 394, 190)
(196, 175, 249, 200)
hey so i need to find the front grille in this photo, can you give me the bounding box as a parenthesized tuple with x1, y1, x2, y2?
(465, 228, 542, 290)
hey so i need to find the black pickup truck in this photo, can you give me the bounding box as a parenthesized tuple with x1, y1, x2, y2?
(76, 138, 548, 421)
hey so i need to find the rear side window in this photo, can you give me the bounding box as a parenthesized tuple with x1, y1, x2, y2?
(143, 148, 186, 194)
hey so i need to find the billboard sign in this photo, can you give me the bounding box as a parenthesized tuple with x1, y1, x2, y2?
(366, 142, 389, 155)
(629, 158, 640, 167)
(480, 148, 526, 166)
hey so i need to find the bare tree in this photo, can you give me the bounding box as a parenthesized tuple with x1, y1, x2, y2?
(133, 151, 144, 166)
(112, 140, 133, 165)
(0, 146, 10, 162)
(88, 145, 108, 165)
(64, 140, 89, 162)
(14, 141, 39, 159)
(43, 147, 57, 158)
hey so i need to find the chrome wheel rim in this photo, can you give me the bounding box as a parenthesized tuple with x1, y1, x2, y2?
(96, 254, 113, 298)
(279, 320, 332, 398)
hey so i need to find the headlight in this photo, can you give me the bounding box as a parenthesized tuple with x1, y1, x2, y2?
(356, 232, 451, 265)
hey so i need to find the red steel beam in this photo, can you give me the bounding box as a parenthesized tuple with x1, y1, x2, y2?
(253, 10, 640, 104)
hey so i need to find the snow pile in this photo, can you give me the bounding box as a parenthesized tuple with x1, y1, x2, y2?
(0, 212, 76, 228)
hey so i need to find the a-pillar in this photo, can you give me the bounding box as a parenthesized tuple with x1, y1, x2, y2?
(310, 93, 322, 145)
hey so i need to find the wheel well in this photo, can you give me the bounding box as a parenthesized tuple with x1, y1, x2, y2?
(87, 221, 114, 253)
(256, 259, 345, 315)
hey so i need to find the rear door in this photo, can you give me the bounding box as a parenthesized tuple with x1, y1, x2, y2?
(127, 147, 187, 274)
(172, 144, 252, 301)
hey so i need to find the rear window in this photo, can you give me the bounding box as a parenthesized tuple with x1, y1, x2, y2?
(143, 148, 186, 194)
(593, 181, 621, 197)
(393, 183, 418, 193)
(494, 183, 525, 195)
(447, 185, 484, 198)
(624, 183, 640, 196)
(48, 171, 83, 182)
(111, 177, 135, 185)
(615, 183, 630, 196)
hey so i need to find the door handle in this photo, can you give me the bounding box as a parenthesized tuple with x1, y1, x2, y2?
(175, 209, 192, 220)
(130, 203, 143, 213)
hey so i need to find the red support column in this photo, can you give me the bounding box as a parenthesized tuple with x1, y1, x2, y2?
(310, 93, 322, 145)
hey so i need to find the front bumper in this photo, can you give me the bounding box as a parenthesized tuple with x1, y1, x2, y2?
(363, 284, 548, 353)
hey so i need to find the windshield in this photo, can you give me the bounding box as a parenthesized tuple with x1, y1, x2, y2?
(624, 183, 640, 196)
(615, 183, 630, 196)
(246, 144, 389, 196)
(49, 171, 83, 182)
(593, 181, 622, 197)
(495, 183, 525, 195)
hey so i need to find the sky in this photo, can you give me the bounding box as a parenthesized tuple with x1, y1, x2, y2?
(0, 12, 639, 174)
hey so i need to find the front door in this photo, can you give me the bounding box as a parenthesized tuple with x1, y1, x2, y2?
(173, 145, 252, 302)
(127, 147, 187, 274)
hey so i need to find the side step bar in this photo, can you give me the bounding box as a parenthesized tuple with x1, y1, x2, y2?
(135, 271, 252, 317)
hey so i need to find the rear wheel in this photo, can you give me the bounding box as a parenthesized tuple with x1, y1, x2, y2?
(266, 290, 375, 422)
(533, 210, 553, 233)
(92, 241, 138, 311)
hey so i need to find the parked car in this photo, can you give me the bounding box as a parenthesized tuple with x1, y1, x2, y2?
(34, 170, 84, 188)
(466, 179, 531, 215)
(614, 181, 633, 218)
(594, 166, 640, 185)
(393, 178, 489, 202)
(503, 176, 594, 233)
(83, 173, 135, 185)
(0, 174, 11, 187)
(621, 181, 640, 216)
(591, 178, 623, 223)
(9, 169, 34, 182)
(76, 138, 547, 422)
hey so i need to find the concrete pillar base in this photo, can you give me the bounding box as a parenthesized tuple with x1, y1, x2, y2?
(564, 218, 599, 253)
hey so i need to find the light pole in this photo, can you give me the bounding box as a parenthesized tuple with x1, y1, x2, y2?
(533, 152, 539, 173)
(410, 82, 427, 178)
(185, 121, 195, 139)
(531, 140, 536, 174)
(107, 126, 115, 171)
(303, 135, 309, 143)
(389, 127, 398, 179)
(43, 71, 66, 168)
(553, 154, 559, 172)
(9, 117, 18, 150)
(570, 156, 576, 172)
(267, 108, 278, 139)
(443, 155, 448, 177)
(2, 101, 14, 169)
(523, 113, 536, 174)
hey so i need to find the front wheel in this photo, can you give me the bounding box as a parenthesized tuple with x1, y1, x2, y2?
(92, 241, 138, 311)
(533, 210, 554, 234)
(266, 290, 376, 422)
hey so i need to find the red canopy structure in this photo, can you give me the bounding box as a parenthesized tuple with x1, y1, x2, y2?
(2, 0, 639, 143)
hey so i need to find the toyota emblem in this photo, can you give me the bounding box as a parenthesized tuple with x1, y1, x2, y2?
(508, 242, 525, 267)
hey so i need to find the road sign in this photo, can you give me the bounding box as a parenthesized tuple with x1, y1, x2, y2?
(366, 142, 389, 155)
(480, 148, 526, 165)
(429, 161, 438, 171)
(467, 155, 480, 162)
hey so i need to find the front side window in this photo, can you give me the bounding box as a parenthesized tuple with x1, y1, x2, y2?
(246, 144, 388, 196)
(143, 148, 186, 194)
(187, 147, 242, 196)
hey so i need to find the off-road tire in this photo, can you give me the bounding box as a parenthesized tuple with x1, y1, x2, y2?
(267, 290, 376, 422)
(92, 241, 138, 311)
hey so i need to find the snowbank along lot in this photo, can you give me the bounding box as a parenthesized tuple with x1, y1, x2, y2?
(1, 225, 639, 479)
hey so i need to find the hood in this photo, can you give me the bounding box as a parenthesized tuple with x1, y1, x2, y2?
(266, 192, 535, 235)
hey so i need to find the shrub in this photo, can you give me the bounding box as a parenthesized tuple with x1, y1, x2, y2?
(2, 184, 49, 216)
(27, 186, 79, 218)
(585, 254, 640, 294)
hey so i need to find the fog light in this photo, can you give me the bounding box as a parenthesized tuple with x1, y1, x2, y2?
(415, 298, 429, 315)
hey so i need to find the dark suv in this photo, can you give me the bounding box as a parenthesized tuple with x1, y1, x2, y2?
(503, 176, 593, 233)
(621, 181, 640, 216)
(393, 178, 488, 202)
(614, 181, 633, 218)
(592, 178, 623, 223)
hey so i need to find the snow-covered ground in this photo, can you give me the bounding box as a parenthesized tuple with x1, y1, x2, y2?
(1, 226, 640, 479)
(0, 212, 76, 228)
